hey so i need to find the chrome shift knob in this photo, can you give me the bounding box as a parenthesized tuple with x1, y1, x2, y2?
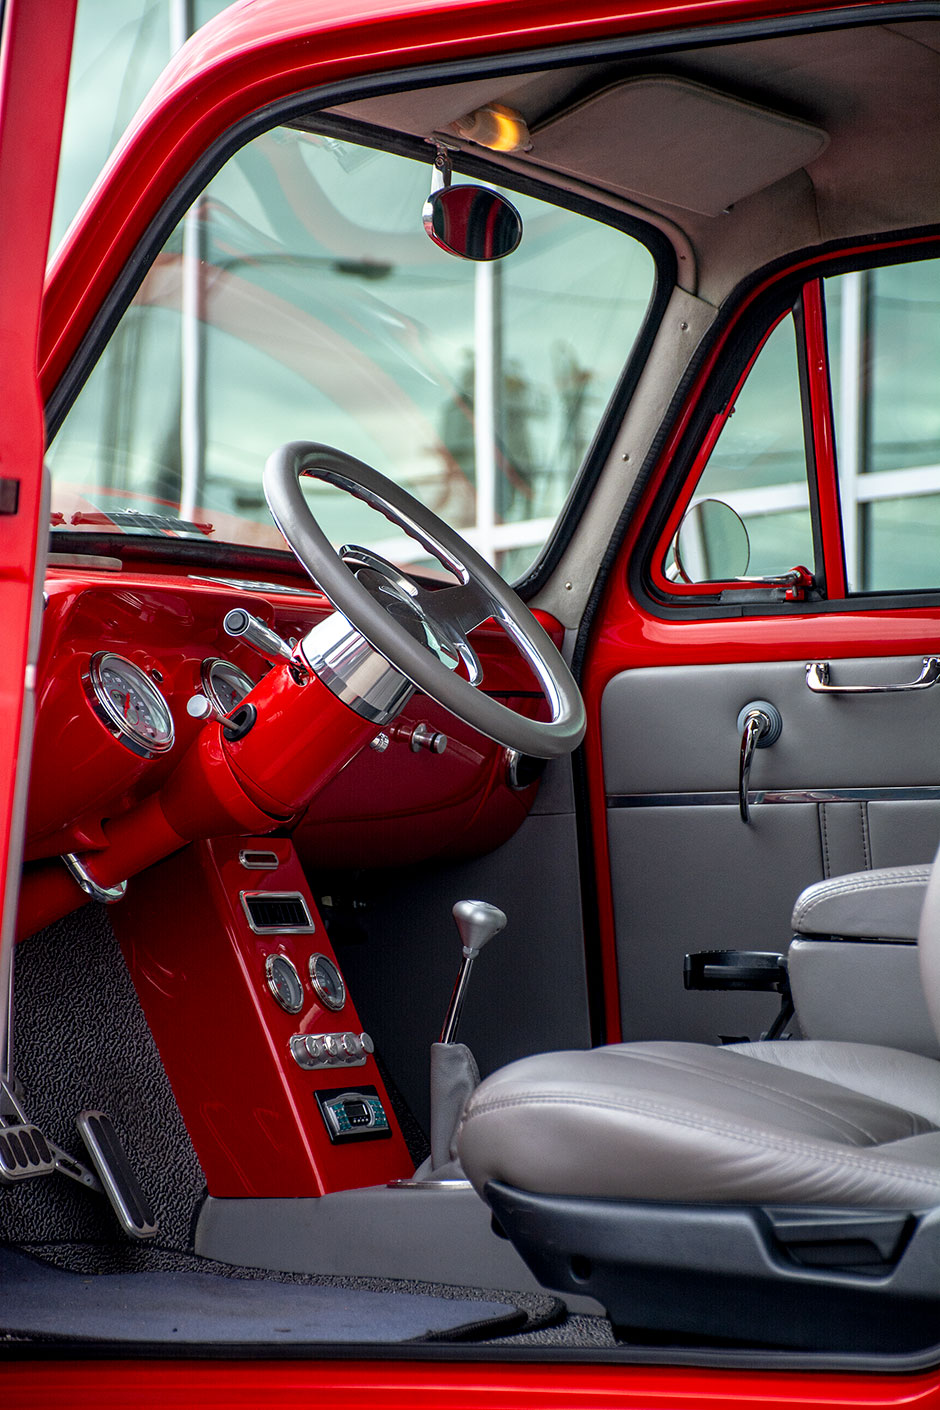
(453, 899, 507, 959)
(440, 901, 508, 1045)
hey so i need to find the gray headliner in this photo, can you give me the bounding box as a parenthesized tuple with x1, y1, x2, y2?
(331, 19, 940, 305)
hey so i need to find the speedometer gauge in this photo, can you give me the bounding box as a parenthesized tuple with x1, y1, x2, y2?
(85, 652, 175, 758)
(201, 658, 255, 715)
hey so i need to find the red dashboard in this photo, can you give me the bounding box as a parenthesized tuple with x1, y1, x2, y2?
(16, 548, 556, 1197)
(22, 551, 552, 932)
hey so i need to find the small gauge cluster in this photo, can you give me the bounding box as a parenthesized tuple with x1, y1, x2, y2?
(264, 951, 347, 1016)
(84, 648, 257, 760)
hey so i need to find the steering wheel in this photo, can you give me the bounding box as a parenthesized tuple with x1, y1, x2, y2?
(263, 443, 585, 759)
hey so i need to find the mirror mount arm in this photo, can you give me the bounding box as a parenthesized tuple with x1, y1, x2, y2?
(430, 141, 454, 192)
(718, 566, 817, 605)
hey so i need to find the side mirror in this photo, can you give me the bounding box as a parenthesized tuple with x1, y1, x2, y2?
(422, 185, 522, 261)
(671, 498, 750, 583)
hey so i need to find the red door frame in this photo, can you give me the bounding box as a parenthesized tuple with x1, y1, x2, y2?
(0, 0, 77, 1075)
(582, 233, 940, 1043)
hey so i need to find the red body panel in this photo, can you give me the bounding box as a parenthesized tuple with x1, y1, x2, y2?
(6, 1359, 940, 1408)
(0, 0, 76, 956)
(112, 836, 414, 1196)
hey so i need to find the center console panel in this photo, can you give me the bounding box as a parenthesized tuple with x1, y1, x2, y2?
(111, 837, 414, 1196)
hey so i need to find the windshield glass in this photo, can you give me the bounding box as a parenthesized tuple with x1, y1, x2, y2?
(48, 128, 656, 577)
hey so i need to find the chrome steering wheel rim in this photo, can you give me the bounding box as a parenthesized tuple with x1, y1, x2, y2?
(263, 442, 585, 759)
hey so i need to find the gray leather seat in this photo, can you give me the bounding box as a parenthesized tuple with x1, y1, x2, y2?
(458, 845, 940, 1230)
(459, 1039, 940, 1208)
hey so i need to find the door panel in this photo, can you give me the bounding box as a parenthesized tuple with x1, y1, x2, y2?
(608, 802, 820, 1043)
(603, 656, 940, 793)
(601, 657, 940, 1042)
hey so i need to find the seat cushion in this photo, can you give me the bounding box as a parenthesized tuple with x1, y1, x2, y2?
(457, 1041, 940, 1209)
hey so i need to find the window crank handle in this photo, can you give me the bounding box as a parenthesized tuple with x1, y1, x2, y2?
(736, 700, 783, 824)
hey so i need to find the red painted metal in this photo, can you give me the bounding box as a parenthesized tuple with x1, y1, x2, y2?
(19, 571, 553, 938)
(6, 1358, 940, 1408)
(112, 836, 414, 1196)
(223, 661, 377, 816)
(0, 0, 76, 964)
(801, 278, 847, 599)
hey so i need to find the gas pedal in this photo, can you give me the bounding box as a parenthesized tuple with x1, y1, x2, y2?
(0, 1123, 57, 1183)
(77, 1110, 159, 1240)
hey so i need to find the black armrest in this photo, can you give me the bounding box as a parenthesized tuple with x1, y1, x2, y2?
(683, 949, 788, 993)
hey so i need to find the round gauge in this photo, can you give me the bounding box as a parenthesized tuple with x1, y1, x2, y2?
(265, 954, 304, 1014)
(86, 652, 175, 758)
(309, 953, 346, 1012)
(201, 657, 255, 716)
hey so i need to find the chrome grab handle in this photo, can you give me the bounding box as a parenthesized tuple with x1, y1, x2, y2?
(806, 658, 940, 695)
(737, 701, 782, 824)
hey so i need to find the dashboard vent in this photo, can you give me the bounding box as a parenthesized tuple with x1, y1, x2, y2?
(240, 891, 315, 933)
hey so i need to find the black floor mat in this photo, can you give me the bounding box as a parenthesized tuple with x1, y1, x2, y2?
(0, 1247, 533, 1346)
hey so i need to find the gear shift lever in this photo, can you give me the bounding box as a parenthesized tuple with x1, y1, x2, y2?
(418, 900, 506, 1180)
(440, 900, 507, 1045)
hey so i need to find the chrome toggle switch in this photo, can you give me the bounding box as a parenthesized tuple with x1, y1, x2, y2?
(289, 1031, 372, 1070)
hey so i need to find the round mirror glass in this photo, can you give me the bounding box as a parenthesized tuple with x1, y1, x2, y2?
(671, 498, 750, 583)
(422, 185, 523, 261)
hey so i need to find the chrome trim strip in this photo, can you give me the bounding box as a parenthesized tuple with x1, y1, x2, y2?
(607, 786, 940, 808)
(238, 849, 279, 871)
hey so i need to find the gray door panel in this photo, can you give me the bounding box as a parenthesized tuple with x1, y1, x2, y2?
(602, 656, 940, 795)
(608, 803, 820, 1042)
(602, 657, 940, 1043)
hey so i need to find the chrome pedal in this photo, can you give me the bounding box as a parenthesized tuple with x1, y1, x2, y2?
(0, 1123, 57, 1182)
(77, 1110, 158, 1240)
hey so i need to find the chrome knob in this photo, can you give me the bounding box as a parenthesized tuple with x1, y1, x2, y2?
(440, 901, 508, 1045)
(223, 608, 292, 664)
(452, 899, 507, 959)
(411, 723, 447, 754)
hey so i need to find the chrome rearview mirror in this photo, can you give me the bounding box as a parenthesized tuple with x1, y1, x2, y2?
(671, 498, 750, 583)
(422, 146, 522, 262)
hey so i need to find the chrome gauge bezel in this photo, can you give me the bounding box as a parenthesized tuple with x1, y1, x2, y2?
(85, 651, 175, 758)
(264, 953, 305, 1014)
(201, 657, 256, 717)
(309, 953, 346, 1012)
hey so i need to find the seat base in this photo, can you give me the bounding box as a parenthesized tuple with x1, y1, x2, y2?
(485, 1182, 940, 1352)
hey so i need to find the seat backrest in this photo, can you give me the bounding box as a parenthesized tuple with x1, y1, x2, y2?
(916, 841, 940, 1040)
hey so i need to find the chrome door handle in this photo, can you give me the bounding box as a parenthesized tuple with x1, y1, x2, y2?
(806, 658, 940, 694)
(737, 701, 782, 824)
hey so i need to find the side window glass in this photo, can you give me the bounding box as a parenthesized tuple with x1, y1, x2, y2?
(672, 315, 815, 583)
(827, 259, 940, 592)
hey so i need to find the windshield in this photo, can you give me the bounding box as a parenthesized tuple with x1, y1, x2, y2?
(48, 128, 656, 577)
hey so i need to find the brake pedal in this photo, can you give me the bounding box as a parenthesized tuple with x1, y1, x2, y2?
(77, 1110, 158, 1240)
(0, 1123, 57, 1183)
